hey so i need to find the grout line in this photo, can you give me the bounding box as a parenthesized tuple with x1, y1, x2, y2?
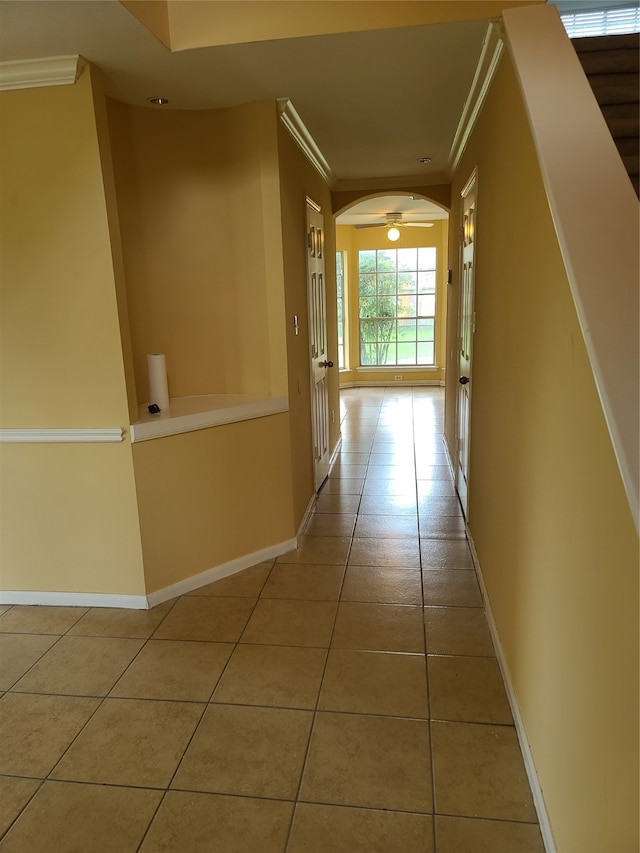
(2, 389, 543, 851)
(284, 391, 378, 851)
(161, 564, 275, 797)
(412, 391, 439, 853)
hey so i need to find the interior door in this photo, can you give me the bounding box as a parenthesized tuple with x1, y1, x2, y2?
(306, 198, 332, 490)
(455, 171, 477, 515)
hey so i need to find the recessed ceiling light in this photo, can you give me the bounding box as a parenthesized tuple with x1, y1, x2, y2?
(146, 97, 169, 106)
(416, 157, 432, 164)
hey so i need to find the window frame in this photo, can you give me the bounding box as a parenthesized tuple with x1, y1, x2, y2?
(357, 246, 437, 368)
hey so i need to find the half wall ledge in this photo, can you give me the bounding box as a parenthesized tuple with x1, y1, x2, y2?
(129, 394, 290, 442)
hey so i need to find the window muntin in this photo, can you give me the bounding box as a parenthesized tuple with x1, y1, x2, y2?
(358, 247, 437, 366)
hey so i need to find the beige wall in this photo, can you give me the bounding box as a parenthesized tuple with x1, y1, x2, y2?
(0, 67, 146, 595)
(277, 123, 338, 529)
(107, 98, 288, 405)
(133, 414, 294, 593)
(160, 1, 542, 50)
(332, 184, 451, 216)
(0, 73, 298, 599)
(1, 71, 132, 429)
(1, 444, 145, 595)
(446, 55, 639, 851)
(224, 101, 289, 399)
(106, 97, 297, 591)
(336, 218, 448, 386)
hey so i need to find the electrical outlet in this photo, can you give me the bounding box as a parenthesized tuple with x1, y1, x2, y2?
(394, 375, 403, 381)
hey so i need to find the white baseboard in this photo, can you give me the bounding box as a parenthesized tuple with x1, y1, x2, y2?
(329, 435, 343, 467)
(0, 590, 148, 609)
(145, 538, 297, 608)
(297, 494, 317, 541)
(1, 538, 298, 611)
(466, 531, 557, 853)
(341, 379, 443, 388)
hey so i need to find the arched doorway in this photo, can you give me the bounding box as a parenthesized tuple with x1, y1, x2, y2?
(333, 193, 450, 391)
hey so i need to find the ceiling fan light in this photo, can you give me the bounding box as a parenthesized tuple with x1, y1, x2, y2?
(387, 227, 400, 242)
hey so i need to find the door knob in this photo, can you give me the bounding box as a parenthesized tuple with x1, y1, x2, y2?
(459, 376, 470, 385)
(321, 360, 334, 368)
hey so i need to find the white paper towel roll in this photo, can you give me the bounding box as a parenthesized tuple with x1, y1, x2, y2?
(147, 353, 170, 411)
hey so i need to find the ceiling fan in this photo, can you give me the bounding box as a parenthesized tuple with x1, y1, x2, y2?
(354, 212, 434, 241)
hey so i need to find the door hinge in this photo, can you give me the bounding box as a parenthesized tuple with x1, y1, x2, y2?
(472, 312, 477, 333)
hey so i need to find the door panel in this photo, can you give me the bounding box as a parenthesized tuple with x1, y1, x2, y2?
(456, 172, 477, 515)
(307, 202, 330, 489)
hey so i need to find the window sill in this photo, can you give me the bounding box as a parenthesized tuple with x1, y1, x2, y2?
(355, 366, 439, 372)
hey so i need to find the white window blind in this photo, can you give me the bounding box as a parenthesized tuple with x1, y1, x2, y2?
(561, 6, 640, 37)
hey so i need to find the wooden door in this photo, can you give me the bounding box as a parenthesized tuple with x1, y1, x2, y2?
(456, 171, 477, 515)
(306, 198, 332, 490)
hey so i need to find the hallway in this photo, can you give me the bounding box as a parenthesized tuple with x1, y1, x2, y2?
(0, 387, 544, 852)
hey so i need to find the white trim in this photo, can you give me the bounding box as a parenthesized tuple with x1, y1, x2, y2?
(1, 539, 298, 611)
(305, 195, 322, 214)
(277, 98, 334, 186)
(329, 435, 343, 468)
(441, 430, 457, 480)
(466, 530, 557, 853)
(0, 55, 83, 91)
(130, 395, 288, 443)
(297, 494, 318, 541)
(355, 366, 441, 373)
(145, 538, 297, 607)
(342, 379, 442, 388)
(0, 590, 148, 609)
(0, 428, 124, 443)
(449, 21, 505, 175)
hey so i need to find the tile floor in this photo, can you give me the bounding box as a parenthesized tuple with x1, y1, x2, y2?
(0, 387, 545, 852)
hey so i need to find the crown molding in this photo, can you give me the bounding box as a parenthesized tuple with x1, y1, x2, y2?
(277, 98, 335, 187)
(0, 55, 84, 92)
(448, 21, 505, 175)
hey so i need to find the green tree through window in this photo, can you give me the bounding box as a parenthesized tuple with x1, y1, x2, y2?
(358, 247, 436, 366)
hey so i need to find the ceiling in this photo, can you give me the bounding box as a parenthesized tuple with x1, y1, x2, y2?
(336, 195, 448, 226)
(0, 2, 497, 185)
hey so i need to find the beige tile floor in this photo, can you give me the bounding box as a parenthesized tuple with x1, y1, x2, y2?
(0, 387, 546, 852)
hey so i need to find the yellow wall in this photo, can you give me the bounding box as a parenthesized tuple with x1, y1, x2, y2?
(105, 97, 296, 591)
(1, 71, 132, 429)
(332, 184, 451, 216)
(1, 445, 145, 595)
(277, 123, 338, 529)
(161, 0, 543, 50)
(336, 218, 448, 386)
(224, 101, 289, 399)
(0, 67, 146, 595)
(446, 55, 639, 851)
(132, 415, 294, 593)
(0, 73, 299, 599)
(106, 98, 288, 405)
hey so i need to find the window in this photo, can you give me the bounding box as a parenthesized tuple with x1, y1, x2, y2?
(560, 6, 640, 37)
(336, 251, 345, 369)
(358, 247, 436, 367)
